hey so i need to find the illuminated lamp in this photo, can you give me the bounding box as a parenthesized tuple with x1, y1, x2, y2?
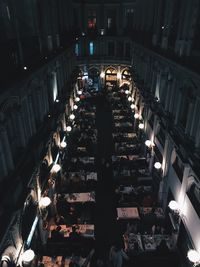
(21, 250, 35, 263)
(128, 96, 132, 101)
(154, 161, 162, 169)
(69, 114, 75, 120)
(39, 197, 51, 208)
(187, 249, 200, 265)
(75, 97, 80, 102)
(134, 113, 139, 119)
(130, 104, 136, 109)
(139, 123, 144, 129)
(66, 126, 72, 132)
(60, 141, 67, 148)
(51, 164, 61, 173)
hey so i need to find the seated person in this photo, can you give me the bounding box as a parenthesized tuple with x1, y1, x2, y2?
(51, 225, 64, 240)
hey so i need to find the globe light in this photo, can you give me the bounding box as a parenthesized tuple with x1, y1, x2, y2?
(139, 123, 144, 129)
(154, 161, 162, 169)
(55, 99, 59, 103)
(125, 90, 129, 95)
(73, 105, 78, 110)
(145, 140, 152, 147)
(100, 72, 105, 78)
(51, 164, 61, 173)
(39, 197, 51, 208)
(60, 141, 67, 148)
(21, 250, 35, 263)
(69, 114, 75, 120)
(77, 90, 82, 95)
(130, 104, 136, 109)
(128, 96, 132, 101)
(75, 97, 80, 102)
(187, 250, 200, 263)
(134, 113, 139, 119)
(66, 126, 72, 132)
(168, 200, 180, 211)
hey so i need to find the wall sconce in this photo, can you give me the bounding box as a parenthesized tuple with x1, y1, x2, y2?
(66, 126, 72, 132)
(139, 123, 144, 129)
(39, 197, 51, 208)
(73, 104, 78, 110)
(154, 161, 162, 170)
(20, 249, 35, 264)
(128, 96, 132, 101)
(60, 141, 67, 148)
(77, 90, 82, 95)
(69, 114, 75, 120)
(130, 104, 136, 109)
(75, 97, 80, 102)
(187, 249, 200, 266)
(134, 113, 139, 119)
(51, 163, 61, 173)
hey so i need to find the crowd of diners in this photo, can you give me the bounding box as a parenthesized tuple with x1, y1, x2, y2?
(34, 81, 180, 267)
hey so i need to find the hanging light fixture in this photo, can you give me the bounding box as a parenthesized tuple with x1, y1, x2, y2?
(128, 96, 132, 101)
(125, 90, 129, 95)
(66, 126, 72, 132)
(145, 140, 152, 147)
(168, 200, 180, 212)
(154, 161, 162, 170)
(130, 104, 136, 109)
(51, 163, 61, 173)
(21, 249, 35, 263)
(139, 123, 144, 129)
(77, 90, 82, 95)
(39, 197, 51, 208)
(75, 97, 80, 102)
(60, 141, 67, 148)
(69, 114, 75, 120)
(73, 105, 78, 110)
(187, 249, 200, 265)
(134, 113, 139, 119)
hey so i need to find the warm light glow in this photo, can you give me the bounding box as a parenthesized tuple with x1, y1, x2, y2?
(125, 90, 129, 95)
(77, 90, 82, 95)
(154, 161, 162, 169)
(69, 114, 75, 120)
(73, 104, 78, 110)
(21, 250, 35, 263)
(139, 123, 144, 129)
(56, 99, 59, 103)
(75, 97, 80, 102)
(187, 250, 200, 263)
(134, 113, 139, 119)
(24, 66, 27, 70)
(39, 197, 51, 208)
(168, 200, 180, 211)
(128, 96, 132, 101)
(130, 104, 136, 109)
(145, 140, 152, 147)
(51, 164, 61, 173)
(60, 141, 67, 148)
(66, 126, 72, 132)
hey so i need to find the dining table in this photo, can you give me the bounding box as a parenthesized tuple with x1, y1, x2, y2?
(117, 207, 140, 219)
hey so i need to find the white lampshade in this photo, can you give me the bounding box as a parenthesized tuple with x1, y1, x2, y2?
(154, 161, 161, 169)
(134, 113, 139, 119)
(66, 126, 72, 132)
(130, 104, 136, 109)
(21, 249, 35, 263)
(60, 141, 67, 148)
(75, 97, 80, 102)
(77, 90, 82, 95)
(187, 250, 200, 263)
(69, 114, 75, 120)
(39, 197, 51, 208)
(168, 200, 179, 211)
(139, 123, 144, 129)
(145, 140, 151, 147)
(51, 164, 61, 173)
(128, 96, 132, 101)
(125, 90, 129, 95)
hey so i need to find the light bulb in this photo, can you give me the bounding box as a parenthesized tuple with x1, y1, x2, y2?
(75, 97, 80, 102)
(154, 162, 161, 169)
(130, 104, 136, 109)
(73, 105, 78, 110)
(77, 90, 82, 95)
(69, 114, 75, 120)
(139, 123, 144, 129)
(128, 96, 132, 101)
(168, 200, 179, 211)
(51, 164, 61, 173)
(134, 113, 139, 119)
(125, 90, 129, 95)
(66, 126, 72, 132)
(39, 197, 51, 208)
(60, 141, 67, 148)
(21, 250, 35, 263)
(187, 250, 200, 263)
(145, 140, 152, 147)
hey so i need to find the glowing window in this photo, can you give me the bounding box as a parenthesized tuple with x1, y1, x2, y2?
(75, 43, 79, 56)
(89, 42, 94, 55)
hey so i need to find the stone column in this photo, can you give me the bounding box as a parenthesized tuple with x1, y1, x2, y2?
(16, 110, 27, 147)
(0, 126, 14, 171)
(0, 138, 8, 178)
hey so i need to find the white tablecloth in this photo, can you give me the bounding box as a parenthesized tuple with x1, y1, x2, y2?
(117, 207, 140, 219)
(65, 192, 95, 203)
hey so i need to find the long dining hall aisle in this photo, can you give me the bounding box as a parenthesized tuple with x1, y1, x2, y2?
(94, 92, 118, 261)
